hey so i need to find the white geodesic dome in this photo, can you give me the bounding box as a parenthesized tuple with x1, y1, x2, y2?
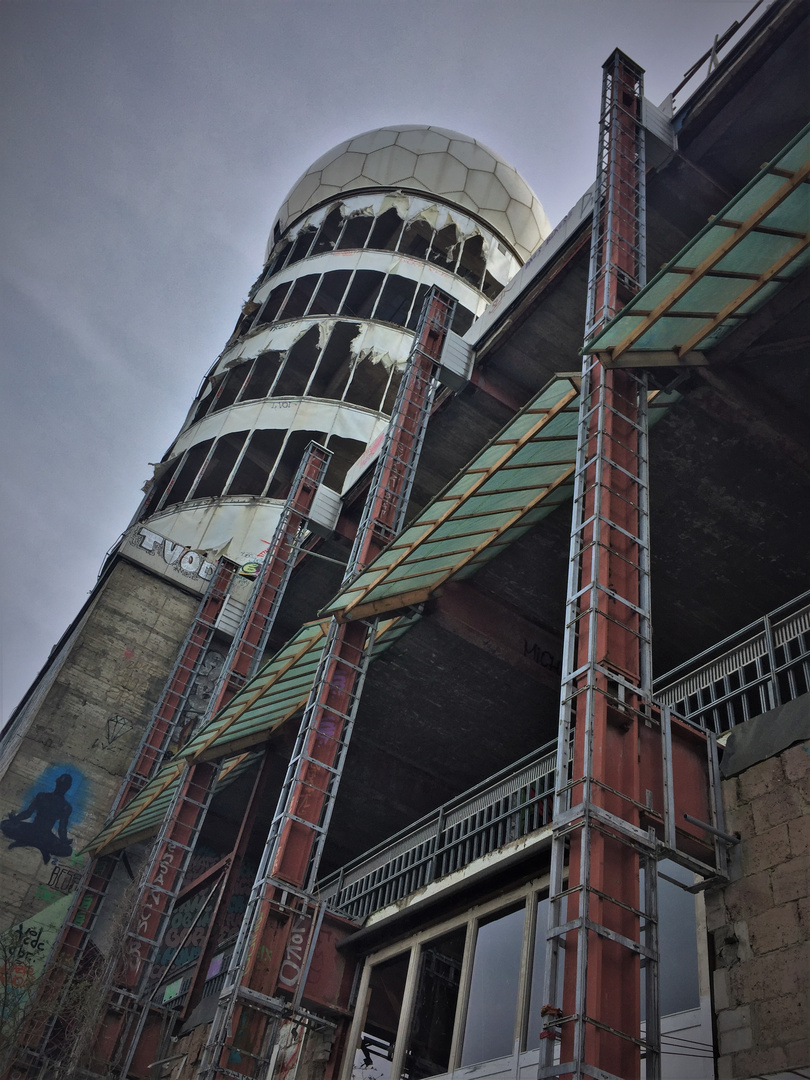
(271, 126, 550, 263)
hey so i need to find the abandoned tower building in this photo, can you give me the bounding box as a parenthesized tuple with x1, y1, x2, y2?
(1, 2, 808, 1078)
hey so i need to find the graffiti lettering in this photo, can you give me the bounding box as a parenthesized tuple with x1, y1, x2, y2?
(523, 640, 562, 675)
(134, 529, 216, 582)
(278, 914, 311, 989)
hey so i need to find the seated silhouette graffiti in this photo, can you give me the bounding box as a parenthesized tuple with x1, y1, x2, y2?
(1, 773, 75, 863)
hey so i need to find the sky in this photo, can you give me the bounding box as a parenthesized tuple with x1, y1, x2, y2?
(0, 0, 764, 722)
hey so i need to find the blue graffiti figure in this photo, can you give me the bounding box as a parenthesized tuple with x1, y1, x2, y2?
(1, 773, 75, 864)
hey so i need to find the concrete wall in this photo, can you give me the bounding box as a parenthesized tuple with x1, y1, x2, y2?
(705, 741, 809, 1078)
(0, 559, 197, 928)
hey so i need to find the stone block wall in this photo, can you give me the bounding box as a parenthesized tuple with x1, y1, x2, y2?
(704, 741, 810, 1078)
(0, 559, 198, 928)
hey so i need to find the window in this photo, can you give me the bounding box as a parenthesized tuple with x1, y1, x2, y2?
(311, 209, 344, 257)
(342, 270, 385, 320)
(460, 907, 524, 1066)
(274, 326, 320, 398)
(404, 929, 465, 1080)
(285, 225, 318, 267)
(254, 282, 292, 328)
(337, 215, 374, 251)
(240, 352, 282, 402)
(192, 431, 248, 500)
(309, 270, 352, 317)
(163, 440, 214, 507)
(346, 884, 561, 1080)
(281, 274, 320, 320)
(226, 429, 285, 497)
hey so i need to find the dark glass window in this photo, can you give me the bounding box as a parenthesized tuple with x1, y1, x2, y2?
(344, 354, 391, 412)
(428, 224, 459, 271)
(368, 208, 403, 252)
(273, 326, 320, 397)
(285, 225, 317, 266)
(213, 363, 251, 412)
(308, 270, 352, 317)
(280, 274, 319, 320)
(336, 215, 374, 251)
(241, 352, 282, 401)
(227, 428, 285, 496)
(324, 435, 367, 491)
(265, 242, 290, 279)
(374, 277, 417, 326)
(404, 928, 466, 1080)
(308, 322, 359, 400)
(399, 219, 433, 261)
(342, 270, 385, 320)
(351, 953, 410, 1080)
(267, 430, 327, 500)
(192, 431, 248, 499)
(456, 235, 486, 289)
(406, 285, 431, 332)
(255, 283, 291, 328)
(451, 305, 474, 337)
(164, 440, 214, 507)
(141, 458, 181, 518)
(192, 376, 221, 423)
(461, 907, 524, 1066)
(310, 209, 344, 257)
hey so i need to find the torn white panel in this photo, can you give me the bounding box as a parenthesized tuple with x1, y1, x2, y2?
(175, 396, 385, 458)
(286, 204, 329, 242)
(348, 323, 413, 370)
(481, 235, 518, 286)
(379, 192, 411, 219)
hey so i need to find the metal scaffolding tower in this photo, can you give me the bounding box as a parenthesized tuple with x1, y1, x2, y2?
(541, 50, 657, 1080)
(198, 288, 456, 1079)
(7, 445, 332, 1080)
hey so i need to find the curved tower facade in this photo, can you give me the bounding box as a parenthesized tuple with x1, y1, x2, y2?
(127, 126, 549, 585)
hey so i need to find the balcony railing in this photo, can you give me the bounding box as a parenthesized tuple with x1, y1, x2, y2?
(655, 590, 810, 734)
(317, 741, 557, 921)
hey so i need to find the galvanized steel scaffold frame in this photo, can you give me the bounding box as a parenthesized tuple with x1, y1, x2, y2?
(105, 442, 335, 1077)
(4, 445, 333, 1080)
(199, 288, 457, 1079)
(540, 50, 659, 1080)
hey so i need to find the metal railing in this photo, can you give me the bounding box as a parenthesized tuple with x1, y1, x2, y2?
(655, 591, 810, 733)
(317, 741, 557, 921)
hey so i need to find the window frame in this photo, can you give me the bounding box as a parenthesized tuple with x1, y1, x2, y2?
(341, 876, 551, 1080)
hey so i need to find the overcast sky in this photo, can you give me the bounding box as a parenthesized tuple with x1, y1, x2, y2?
(1, 0, 763, 722)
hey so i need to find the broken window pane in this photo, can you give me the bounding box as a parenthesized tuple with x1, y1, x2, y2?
(212, 363, 251, 412)
(308, 270, 352, 317)
(342, 271, 385, 320)
(368, 208, 403, 252)
(324, 434, 367, 491)
(336, 215, 374, 251)
(265, 242, 290, 279)
(406, 285, 431, 332)
(403, 927, 466, 1080)
(226, 428, 285, 496)
(141, 458, 181, 518)
(344, 353, 392, 412)
(192, 431, 248, 500)
(280, 274, 319, 320)
(163, 440, 214, 507)
(456, 235, 486, 290)
(274, 326, 320, 397)
(460, 907, 524, 1066)
(308, 322, 359, 400)
(192, 376, 222, 424)
(311, 208, 344, 257)
(428, 224, 458, 271)
(451, 305, 474, 337)
(374, 277, 417, 327)
(240, 352, 282, 401)
(267, 429, 327, 500)
(254, 283, 292, 328)
(482, 271, 504, 301)
(351, 952, 410, 1080)
(285, 225, 317, 267)
(399, 219, 433, 261)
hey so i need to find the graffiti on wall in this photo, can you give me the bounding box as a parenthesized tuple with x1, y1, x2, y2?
(0, 893, 74, 1029)
(1, 764, 87, 865)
